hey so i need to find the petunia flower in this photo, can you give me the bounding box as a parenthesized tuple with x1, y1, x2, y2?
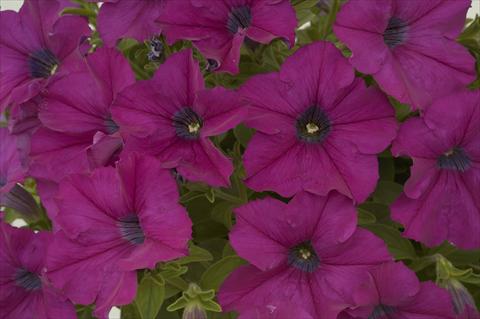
(218, 191, 391, 319)
(0, 0, 90, 111)
(240, 41, 397, 202)
(157, 0, 297, 74)
(0, 128, 25, 195)
(46, 153, 192, 319)
(339, 262, 455, 319)
(29, 47, 135, 183)
(390, 89, 480, 249)
(0, 222, 76, 319)
(112, 48, 246, 187)
(334, 0, 476, 110)
(90, 0, 163, 47)
(238, 303, 313, 319)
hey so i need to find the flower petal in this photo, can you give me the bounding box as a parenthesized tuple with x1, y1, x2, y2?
(195, 87, 246, 137)
(97, 0, 162, 46)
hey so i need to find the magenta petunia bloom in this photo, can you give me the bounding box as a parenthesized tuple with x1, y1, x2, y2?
(0, 222, 76, 319)
(28, 47, 134, 183)
(390, 89, 480, 249)
(112, 49, 246, 187)
(0, 128, 25, 195)
(334, 0, 476, 110)
(339, 262, 455, 319)
(92, 0, 163, 47)
(238, 303, 313, 319)
(46, 154, 192, 318)
(218, 191, 391, 319)
(0, 0, 90, 112)
(157, 0, 297, 74)
(240, 41, 397, 202)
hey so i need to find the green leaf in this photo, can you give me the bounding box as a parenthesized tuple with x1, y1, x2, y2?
(372, 181, 403, 205)
(176, 243, 214, 265)
(389, 97, 412, 121)
(134, 273, 165, 319)
(211, 201, 234, 229)
(76, 306, 95, 319)
(363, 224, 416, 260)
(222, 242, 236, 258)
(158, 263, 188, 280)
(121, 303, 140, 319)
(233, 124, 254, 148)
(379, 156, 395, 181)
(459, 16, 480, 54)
(357, 202, 390, 221)
(62, 7, 96, 18)
(200, 256, 246, 291)
(357, 208, 376, 225)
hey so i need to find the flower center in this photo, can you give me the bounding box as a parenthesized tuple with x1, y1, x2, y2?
(296, 106, 331, 143)
(28, 49, 59, 78)
(206, 59, 220, 72)
(172, 107, 203, 140)
(104, 117, 120, 134)
(15, 268, 42, 291)
(117, 214, 145, 245)
(368, 304, 396, 319)
(383, 17, 408, 48)
(227, 6, 252, 34)
(437, 147, 471, 172)
(287, 241, 320, 273)
(147, 38, 163, 61)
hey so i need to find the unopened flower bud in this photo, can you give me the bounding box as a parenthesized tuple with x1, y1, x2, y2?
(182, 303, 207, 319)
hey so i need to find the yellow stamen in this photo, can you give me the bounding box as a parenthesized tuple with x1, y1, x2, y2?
(444, 149, 454, 156)
(299, 248, 311, 260)
(306, 122, 319, 134)
(188, 122, 200, 134)
(50, 64, 58, 76)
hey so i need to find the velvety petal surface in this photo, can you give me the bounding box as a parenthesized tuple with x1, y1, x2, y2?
(334, 0, 476, 109)
(112, 49, 204, 137)
(0, 128, 25, 195)
(158, 0, 296, 74)
(333, 0, 392, 74)
(242, 41, 396, 201)
(97, 0, 163, 47)
(28, 128, 91, 182)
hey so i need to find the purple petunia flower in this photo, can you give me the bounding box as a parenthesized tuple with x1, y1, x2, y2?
(390, 89, 480, 249)
(218, 191, 391, 319)
(0, 222, 76, 319)
(334, 0, 476, 110)
(238, 302, 313, 319)
(91, 0, 163, 47)
(28, 47, 134, 183)
(157, 0, 297, 74)
(0, 128, 25, 195)
(0, 0, 90, 112)
(240, 41, 397, 202)
(112, 49, 246, 187)
(339, 262, 455, 319)
(46, 153, 192, 318)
